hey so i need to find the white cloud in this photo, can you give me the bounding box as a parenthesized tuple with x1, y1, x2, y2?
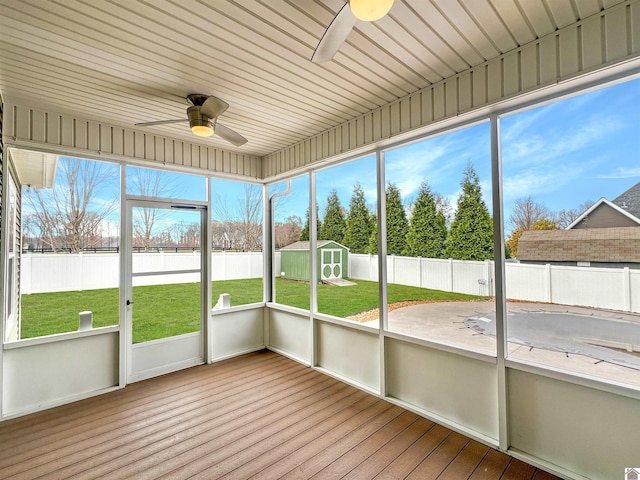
(597, 167, 640, 179)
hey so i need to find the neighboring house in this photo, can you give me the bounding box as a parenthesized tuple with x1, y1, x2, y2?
(518, 182, 640, 268)
(279, 240, 349, 282)
(567, 182, 640, 229)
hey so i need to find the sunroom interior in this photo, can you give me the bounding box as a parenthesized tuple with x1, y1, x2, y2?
(1, 1, 640, 479)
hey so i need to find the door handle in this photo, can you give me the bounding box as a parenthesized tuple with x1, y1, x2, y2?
(126, 299, 134, 306)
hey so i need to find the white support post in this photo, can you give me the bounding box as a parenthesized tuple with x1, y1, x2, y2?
(309, 171, 318, 368)
(376, 149, 387, 399)
(490, 114, 509, 451)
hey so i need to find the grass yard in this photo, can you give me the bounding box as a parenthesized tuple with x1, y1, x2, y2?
(20, 278, 484, 343)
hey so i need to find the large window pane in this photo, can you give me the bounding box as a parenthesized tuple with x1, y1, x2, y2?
(500, 78, 640, 386)
(211, 178, 263, 307)
(316, 156, 378, 322)
(384, 123, 495, 355)
(271, 175, 309, 310)
(20, 157, 120, 339)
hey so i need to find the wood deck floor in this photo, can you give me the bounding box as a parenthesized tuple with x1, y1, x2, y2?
(0, 350, 559, 479)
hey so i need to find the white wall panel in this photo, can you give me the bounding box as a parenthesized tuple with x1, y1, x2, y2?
(210, 307, 264, 362)
(508, 369, 640, 479)
(130, 332, 201, 382)
(2, 332, 119, 417)
(315, 321, 379, 392)
(268, 308, 310, 364)
(581, 17, 604, 70)
(386, 338, 498, 441)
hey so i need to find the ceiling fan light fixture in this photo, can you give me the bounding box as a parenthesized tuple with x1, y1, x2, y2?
(349, 0, 394, 22)
(191, 124, 214, 137)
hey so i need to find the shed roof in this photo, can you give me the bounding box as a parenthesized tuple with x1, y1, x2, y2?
(280, 240, 348, 251)
(518, 227, 640, 262)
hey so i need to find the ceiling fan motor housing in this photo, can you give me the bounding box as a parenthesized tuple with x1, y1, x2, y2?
(187, 105, 211, 128)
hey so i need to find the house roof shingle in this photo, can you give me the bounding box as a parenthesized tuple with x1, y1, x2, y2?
(518, 226, 640, 262)
(613, 181, 640, 221)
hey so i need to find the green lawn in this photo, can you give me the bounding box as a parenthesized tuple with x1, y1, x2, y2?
(20, 278, 484, 343)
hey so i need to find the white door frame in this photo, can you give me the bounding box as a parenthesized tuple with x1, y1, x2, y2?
(122, 197, 208, 383)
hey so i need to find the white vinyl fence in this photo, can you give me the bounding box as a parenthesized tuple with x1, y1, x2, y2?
(20, 252, 639, 313)
(349, 253, 640, 314)
(21, 251, 264, 294)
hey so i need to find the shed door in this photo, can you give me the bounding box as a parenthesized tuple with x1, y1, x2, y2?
(321, 249, 342, 280)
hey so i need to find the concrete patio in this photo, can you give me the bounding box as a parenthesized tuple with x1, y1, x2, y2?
(364, 301, 640, 387)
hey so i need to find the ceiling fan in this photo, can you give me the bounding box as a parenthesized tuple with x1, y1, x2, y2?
(311, 0, 394, 63)
(135, 94, 248, 146)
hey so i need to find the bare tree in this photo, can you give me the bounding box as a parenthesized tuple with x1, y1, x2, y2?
(130, 168, 182, 250)
(556, 201, 595, 229)
(24, 158, 117, 253)
(433, 192, 454, 228)
(275, 215, 302, 248)
(508, 196, 553, 232)
(213, 183, 263, 251)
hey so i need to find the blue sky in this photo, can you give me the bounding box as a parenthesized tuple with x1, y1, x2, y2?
(270, 77, 640, 233)
(27, 78, 639, 238)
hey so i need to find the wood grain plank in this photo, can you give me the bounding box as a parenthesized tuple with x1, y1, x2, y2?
(342, 417, 436, 479)
(405, 431, 470, 479)
(500, 458, 536, 480)
(373, 424, 452, 480)
(437, 440, 490, 480)
(468, 448, 511, 479)
(245, 400, 395, 479)
(308, 411, 420, 479)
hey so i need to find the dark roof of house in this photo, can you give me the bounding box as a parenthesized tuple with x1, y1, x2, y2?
(613, 181, 640, 220)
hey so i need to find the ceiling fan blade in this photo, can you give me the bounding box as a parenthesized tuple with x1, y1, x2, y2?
(311, 2, 357, 63)
(135, 118, 187, 127)
(200, 96, 229, 118)
(214, 122, 248, 147)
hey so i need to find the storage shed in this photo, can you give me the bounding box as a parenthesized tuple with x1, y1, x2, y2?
(279, 240, 349, 282)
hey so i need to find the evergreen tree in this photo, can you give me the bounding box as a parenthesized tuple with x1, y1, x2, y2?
(385, 183, 409, 255)
(367, 214, 378, 254)
(404, 181, 447, 258)
(365, 183, 409, 255)
(300, 203, 321, 241)
(319, 190, 346, 243)
(444, 164, 494, 260)
(343, 183, 373, 254)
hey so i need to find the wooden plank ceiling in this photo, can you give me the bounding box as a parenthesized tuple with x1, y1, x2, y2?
(0, 0, 620, 158)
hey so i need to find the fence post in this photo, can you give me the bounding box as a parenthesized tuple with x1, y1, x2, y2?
(369, 253, 374, 281)
(448, 258, 454, 292)
(418, 257, 422, 288)
(623, 267, 631, 312)
(486, 260, 493, 297)
(545, 264, 552, 303)
(390, 255, 395, 284)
